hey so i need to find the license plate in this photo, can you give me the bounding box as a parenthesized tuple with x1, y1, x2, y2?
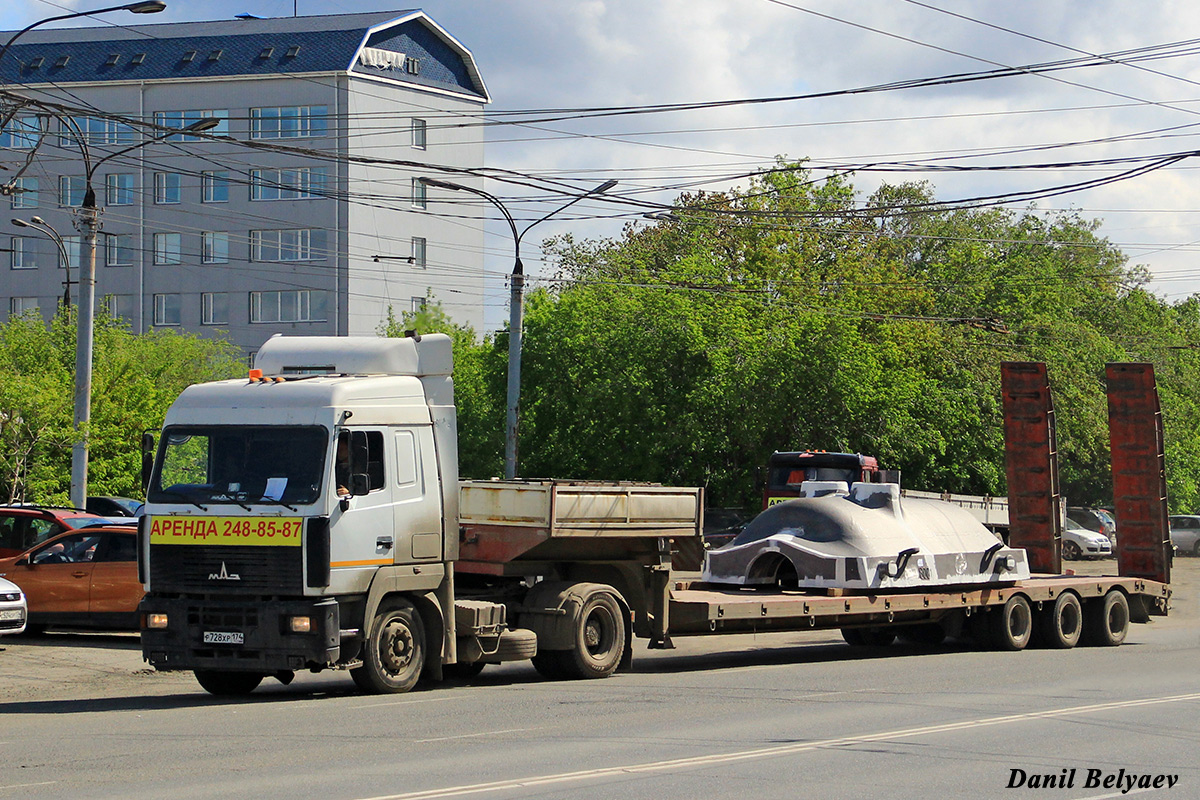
(0, 609, 23, 621)
(203, 631, 244, 645)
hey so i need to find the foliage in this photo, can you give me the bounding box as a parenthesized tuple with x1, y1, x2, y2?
(0, 306, 243, 504)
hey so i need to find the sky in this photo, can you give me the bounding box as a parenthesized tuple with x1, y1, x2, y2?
(6, 0, 1200, 327)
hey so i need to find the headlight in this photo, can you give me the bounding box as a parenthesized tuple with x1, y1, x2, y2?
(289, 616, 311, 633)
(145, 613, 169, 629)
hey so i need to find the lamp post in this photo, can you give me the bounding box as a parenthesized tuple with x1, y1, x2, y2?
(0, 3, 166, 67)
(419, 176, 617, 480)
(11, 216, 73, 307)
(62, 115, 220, 508)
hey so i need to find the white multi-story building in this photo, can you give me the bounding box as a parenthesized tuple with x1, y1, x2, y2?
(0, 10, 489, 352)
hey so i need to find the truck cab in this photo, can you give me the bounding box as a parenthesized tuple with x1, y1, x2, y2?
(140, 334, 463, 694)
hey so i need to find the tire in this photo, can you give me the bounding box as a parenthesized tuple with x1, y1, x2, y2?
(351, 599, 426, 694)
(194, 670, 263, 696)
(1082, 590, 1130, 647)
(442, 661, 486, 681)
(1192, 540, 1200, 557)
(841, 626, 897, 647)
(557, 590, 626, 679)
(989, 595, 1033, 651)
(899, 622, 947, 646)
(1035, 592, 1082, 649)
(486, 628, 538, 663)
(1062, 540, 1082, 561)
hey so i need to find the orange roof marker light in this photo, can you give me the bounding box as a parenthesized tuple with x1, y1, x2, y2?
(248, 369, 263, 382)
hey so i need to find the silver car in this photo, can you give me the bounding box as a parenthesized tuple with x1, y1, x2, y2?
(1169, 515, 1200, 556)
(0, 576, 26, 635)
(1062, 521, 1113, 560)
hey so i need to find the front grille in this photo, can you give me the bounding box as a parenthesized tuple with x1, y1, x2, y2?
(150, 544, 302, 594)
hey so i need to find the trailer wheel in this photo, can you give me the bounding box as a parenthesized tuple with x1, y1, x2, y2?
(1062, 540, 1082, 561)
(559, 590, 625, 679)
(989, 595, 1033, 651)
(841, 627, 896, 647)
(1035, 592, 1082, 649)
(352, 598, 426, 694)
(194, 670, 263, 696)
(1082, 590, 1130, 647)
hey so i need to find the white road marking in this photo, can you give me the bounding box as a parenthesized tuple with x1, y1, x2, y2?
(1075, 790, 1160, 800)
(413, 727, 535, 744)
(0, 781, 57, 792)
(353, 696, 466, 710)
(353, 691, 1200, 800)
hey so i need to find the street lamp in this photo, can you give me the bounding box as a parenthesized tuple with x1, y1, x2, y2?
(0, 3, 166, 67)
(63, 114, 220, 508)
(11, 216, 73, 307)
(419, 176, 618, 480)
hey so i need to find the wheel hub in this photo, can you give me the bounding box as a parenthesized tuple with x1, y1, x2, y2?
(381, 620, 415, 674)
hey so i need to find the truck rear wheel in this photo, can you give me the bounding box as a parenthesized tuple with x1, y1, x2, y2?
(1035, 592, 1082, 649)
(989, 595, 1032, 651)
(352, 599, 426, 694)
(194, 670, 263, 696)
(1082, 590, 1129, 647)
(558, 590, 625, 679)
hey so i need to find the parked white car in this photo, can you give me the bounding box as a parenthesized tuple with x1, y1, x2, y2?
(1062, 521, 1113, 560)
(0, 576, 27, 635)
(1169, 515, 1200, 556)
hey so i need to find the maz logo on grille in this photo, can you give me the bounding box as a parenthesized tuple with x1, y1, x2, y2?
(208, 561, 241, 581)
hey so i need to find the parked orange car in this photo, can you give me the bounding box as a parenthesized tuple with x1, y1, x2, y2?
(0, 525, 143, 631)
(0, 506, 120, 558)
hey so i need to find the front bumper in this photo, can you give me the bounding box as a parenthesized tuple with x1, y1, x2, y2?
(141, 595, 339, 672)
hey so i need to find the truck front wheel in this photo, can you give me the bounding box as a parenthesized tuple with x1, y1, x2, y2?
(352, 599, 426, 694)
(194, 670, 263, 696)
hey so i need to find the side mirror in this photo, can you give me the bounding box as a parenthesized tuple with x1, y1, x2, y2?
(350, 473, 370, 496)
(141, 431, 156, 492)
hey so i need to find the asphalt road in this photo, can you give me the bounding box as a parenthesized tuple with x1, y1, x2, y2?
(1, 558, 1197, 800)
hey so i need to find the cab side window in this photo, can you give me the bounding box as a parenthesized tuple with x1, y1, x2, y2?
(96, 533, 138, 562)
(349, 430, 386, 492)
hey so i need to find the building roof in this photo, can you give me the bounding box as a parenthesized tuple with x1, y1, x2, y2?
(0, 10, 488, 101)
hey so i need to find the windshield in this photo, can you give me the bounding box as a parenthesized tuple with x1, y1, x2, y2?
(149, 425, 329, 506)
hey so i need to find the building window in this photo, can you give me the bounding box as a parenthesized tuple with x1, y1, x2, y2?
(202, 232, 229, 264)
(249, 289, 327, 323)
(62, 115, 135, 146)
(410, 296, 427, 313)
(0, 116, 43, 149)
(249, 229, 324, 262)
(105, 233, 134, 266)
(10, 237, 44, 270)
(249, 167, 326, 200)
(9, 297, 38, 317)
(59, 175, 86, 207)
(412, 178, 426, 209)
(411, 236, 427, 269)
(103, 294, 134, 324)
(202, 171, 229, 203)
(153, 293, 181, 326)
(10, 176, 38, 208)
(250, 105, 328, 139)
(105, 173, 134, 206)
(153, 109, 228, 140)
(201, 292, 229, 325)
(60, 236, 80, 270)
(154, 233, 182, 265)
(154, 172, 182, 204)
(411, 118, 427, 149)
